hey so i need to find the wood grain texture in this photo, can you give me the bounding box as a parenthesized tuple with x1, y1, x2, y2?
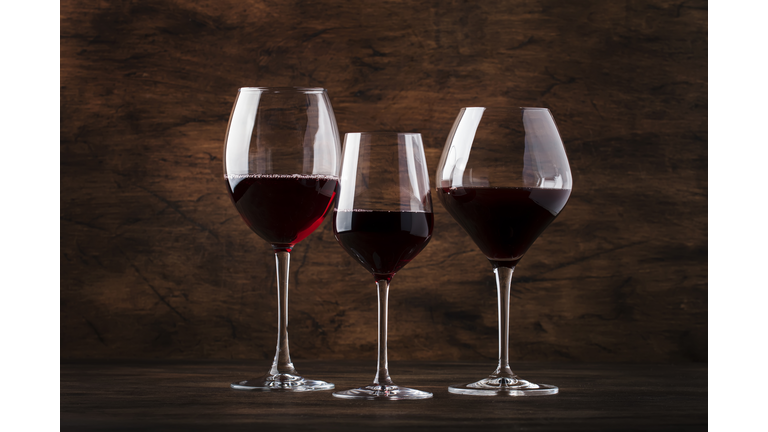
(61, 0, 707, 362)
(60, 360, 707, 431)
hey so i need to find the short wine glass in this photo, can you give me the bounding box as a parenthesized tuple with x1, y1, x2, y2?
(332, 132, 434, 400)
(223, 87, 340, 391)
(436, 107, 572, 396)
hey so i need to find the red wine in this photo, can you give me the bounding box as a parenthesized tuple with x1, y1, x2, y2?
(333, 210, 434, 280)
(438, 187, 570, 268)
(225, 174, 339, 250)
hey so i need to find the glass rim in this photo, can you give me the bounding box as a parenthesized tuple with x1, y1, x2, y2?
(345, 131, 421, 136)
(238, 86, 326, 94)
(463, 107, 551, 111)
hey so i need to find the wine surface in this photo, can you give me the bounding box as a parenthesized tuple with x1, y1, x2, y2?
(438, 187, 571, 267)
(226, 175, 339, 250)
(333, 210, 434, 280)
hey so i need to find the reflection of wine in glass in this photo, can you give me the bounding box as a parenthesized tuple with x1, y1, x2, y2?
(223, 87, 340, 392)
(436, 107, 572, 396)
(332, 132, 434, 400)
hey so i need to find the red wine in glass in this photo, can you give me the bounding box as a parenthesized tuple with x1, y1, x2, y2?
(223, 86, 340, 392)
(333, 210, 433, 280)
(436, 107, 573, 396)
(227, 175, 339, 251)
(331, 132, 434, 400)
(437, 187, 570, 268)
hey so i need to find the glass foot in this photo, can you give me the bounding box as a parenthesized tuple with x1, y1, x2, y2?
(333, 385, 433, 400)
(448, 376, 558, 396)
(231, 373, 334, 392)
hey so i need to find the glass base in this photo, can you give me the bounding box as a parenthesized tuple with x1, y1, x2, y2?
(333, 385, 433, 400)
(448, 377, 558, 396)
(231, 373, 334, 392)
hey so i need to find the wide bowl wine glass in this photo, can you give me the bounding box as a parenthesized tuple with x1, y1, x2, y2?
(223, 87, 340, 391)
(436, 107, 572, 396)
(332, 132, 434, 400)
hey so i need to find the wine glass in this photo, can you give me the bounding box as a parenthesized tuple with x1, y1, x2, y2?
(436, 107, 572, 396)
(223, 87, 340, 391)
(332, 132, 434, 400)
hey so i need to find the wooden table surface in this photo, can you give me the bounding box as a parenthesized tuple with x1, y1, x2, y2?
(61, 360, 706, 431)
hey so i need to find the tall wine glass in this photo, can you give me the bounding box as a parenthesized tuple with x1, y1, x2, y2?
(332, 132, 434, 400)
(436, 107, 572, 396)
(223, 87, 340, 391)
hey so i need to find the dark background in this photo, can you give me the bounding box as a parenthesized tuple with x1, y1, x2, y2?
(61, 0, 707, 363)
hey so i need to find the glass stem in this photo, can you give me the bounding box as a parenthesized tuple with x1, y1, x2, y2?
(492, 266, 517, 379)
(373, 278, 394, 387)
(269, 250, 297, 376)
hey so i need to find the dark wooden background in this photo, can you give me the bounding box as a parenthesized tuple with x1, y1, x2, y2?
(61, 0, 707, 363)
